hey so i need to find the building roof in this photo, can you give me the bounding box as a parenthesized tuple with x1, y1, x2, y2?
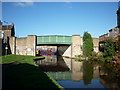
(0, 25, 14, 30)
(0, 20, 14, 30)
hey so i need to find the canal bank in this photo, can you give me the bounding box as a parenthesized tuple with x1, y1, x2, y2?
(2, 55, 63, 89)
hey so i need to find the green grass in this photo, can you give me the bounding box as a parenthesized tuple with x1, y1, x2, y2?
(2, 54, 63, 89)
(1, 54, 44, 64)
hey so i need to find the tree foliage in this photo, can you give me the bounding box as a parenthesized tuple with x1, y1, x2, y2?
(83, 32, 94, 57)
(103, 39, 116, 57)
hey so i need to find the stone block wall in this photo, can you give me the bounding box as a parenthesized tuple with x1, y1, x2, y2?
(2, 30, 11, 43)
(26, 35, 36, 56)
(16, 37, 27, 55)
(72, 35, 82, 57)
(93, 38, 99, 53)
(9, 36, 16, 54)
(71, 35, 99, 57)
(9, 35, 36, 56)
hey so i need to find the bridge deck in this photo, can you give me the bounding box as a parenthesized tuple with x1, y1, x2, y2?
(37, 35, 72, 45)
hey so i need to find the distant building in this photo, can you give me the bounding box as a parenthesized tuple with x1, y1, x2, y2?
(99, 1, 120, 54)
(99, 27, 119, 42)
(0, 20, 15, 55)
(0, 21, 15, 43)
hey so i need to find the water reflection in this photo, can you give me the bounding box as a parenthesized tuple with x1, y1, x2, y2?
(72, 60, 83, 81)
(35, 54, 70, 72)
(35, 54, 57, 66)
(72, 60, 120, 89)
(35, 55, 120, 89)
(83, 61, 93, 85)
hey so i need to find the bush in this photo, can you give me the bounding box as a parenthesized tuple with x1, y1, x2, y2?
(88, 51, 105, 62)
(75, 54, 83, 58)
(105, 57, 113, 63)
(103, 39, 116, 57)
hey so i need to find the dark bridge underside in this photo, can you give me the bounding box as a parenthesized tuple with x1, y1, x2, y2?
(36, 44, 70, 56)
(37, 44, 71, 46)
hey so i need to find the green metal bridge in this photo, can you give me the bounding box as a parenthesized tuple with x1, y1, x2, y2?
(37, 35, 72, 45)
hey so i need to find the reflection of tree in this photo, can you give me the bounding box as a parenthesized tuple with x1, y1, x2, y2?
(83, 61, 93, 85)
(100, 63, 119, 88)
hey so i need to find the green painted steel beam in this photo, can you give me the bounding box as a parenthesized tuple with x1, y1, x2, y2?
(37, 36, 72, 45)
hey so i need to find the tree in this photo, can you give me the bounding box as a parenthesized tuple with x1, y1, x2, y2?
(103, 39, 116, 57)
(83, 32, 94, 57)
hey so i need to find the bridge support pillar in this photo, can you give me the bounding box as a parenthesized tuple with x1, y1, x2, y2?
(72, 35, 82, 57)
(26, 35, 36, 56)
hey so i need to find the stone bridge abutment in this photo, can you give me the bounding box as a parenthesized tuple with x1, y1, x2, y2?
(9, 35, 99, 57)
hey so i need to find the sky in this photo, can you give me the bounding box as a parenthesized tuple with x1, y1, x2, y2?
(2, 2, 119, 38)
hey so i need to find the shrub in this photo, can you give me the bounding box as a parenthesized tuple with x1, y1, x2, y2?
(88, 51, 105, 62)
(103, 39, 116, 57)
(105, 57, 113, 63)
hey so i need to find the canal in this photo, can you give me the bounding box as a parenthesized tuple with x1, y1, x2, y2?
(35, 54, 120, 89)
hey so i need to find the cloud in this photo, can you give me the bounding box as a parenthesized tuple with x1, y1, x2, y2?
(20, 0, 34, 2)
(15, 0, 34, 7)
(15, 2, 33, 7)
(64, 2, 73, 8)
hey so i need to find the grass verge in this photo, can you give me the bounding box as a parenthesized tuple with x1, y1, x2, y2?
(1, 54, 44, 64)
(2, 54, 63, 89)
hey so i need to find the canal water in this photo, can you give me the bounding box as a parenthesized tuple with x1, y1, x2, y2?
(35, 54, 120, 89)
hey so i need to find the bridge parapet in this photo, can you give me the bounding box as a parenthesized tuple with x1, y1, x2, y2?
(37, 35, 72, 45)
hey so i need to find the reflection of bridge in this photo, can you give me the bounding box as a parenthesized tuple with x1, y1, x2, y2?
(46, 72, 72, 81)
